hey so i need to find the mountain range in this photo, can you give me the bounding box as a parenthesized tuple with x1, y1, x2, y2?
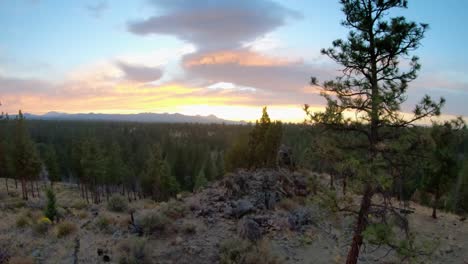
(23, 112, 244, 124)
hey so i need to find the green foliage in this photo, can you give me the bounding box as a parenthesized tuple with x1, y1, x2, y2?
(95, 215, 112, 232)
(225, 133, 250, 172)
(363, 223, 394, 245)
(247, 107, 283, 168)
(142, 144, 180, 201)
(225, 107, 283, 171)
(194, 168, 208, 191)
(44, 188, 57, 222)
(42, 146, 61, 184)
(139, 210, 171, 235)
(159, 199, 186, 220)
(107, 195, 128, 212)
(423, 118, 465, 217)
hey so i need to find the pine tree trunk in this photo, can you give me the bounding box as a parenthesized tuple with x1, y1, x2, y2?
(36, 181, 40, 198)
(85, 185, 89, 204)
(330, 173, 334, 189)
(432, 190, 439, 219)
(343, 174, 347, 195)
(15, 177, 18, 189)
(346, 185, 373, 264)
(5, 178, 8, 193)
(30, 180, 35, 198)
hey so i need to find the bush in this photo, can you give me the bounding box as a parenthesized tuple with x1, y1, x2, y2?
(33, 217, 52, 235)
(118, 238, 151, 264)
(160, 200, 186, 220)
(181, 222, 197, 235)
(107, 195, 128, 212)
(95, 215, 112, 232)
(276, 198, 299, 211)
(219, 238, 281, 264)
(77, 210, 88, 219)
(139, 210, 170, 234)
(55, 221, 77, 238)
(15, 215, 30, 228)
(70, 200, 88, 210)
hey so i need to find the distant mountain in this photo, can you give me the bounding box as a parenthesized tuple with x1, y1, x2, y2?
(23, 112, 244, 124)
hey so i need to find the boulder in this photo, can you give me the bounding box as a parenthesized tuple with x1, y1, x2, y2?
(232, 199, 254, 218)
(237, 217, 262, 242)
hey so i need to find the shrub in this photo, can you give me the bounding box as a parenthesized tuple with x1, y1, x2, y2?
(181, 222, 197, 235)
(118, 238, 151, 264)
(107, 195, 128, 212)
(139, 210, 170, 234)
(77, 210, 88, 219)
(44, 188, 57, 222)
(95, 215, 112, 232)
(55, 221, 77, 238)
(160, 200, 186, 220)
(70, 200, 88, 210)
(33, 217, 52, 235)
(15, 215, 30, 228)
(219, 238, 281, 264)
(276, 198, 299, 211)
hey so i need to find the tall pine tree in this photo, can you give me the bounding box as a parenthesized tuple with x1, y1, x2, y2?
(305, 1, 444, 263)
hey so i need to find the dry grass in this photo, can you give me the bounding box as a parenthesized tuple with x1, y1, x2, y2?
(55, 221, 78, 238)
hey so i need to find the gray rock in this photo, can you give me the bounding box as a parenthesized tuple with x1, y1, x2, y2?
(288, 208, 313, 231)
(232, 199, 254, 218)
(238, 217, 262, 242)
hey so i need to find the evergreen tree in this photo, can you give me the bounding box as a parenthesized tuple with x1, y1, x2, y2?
(194, 167, 208, 191)
(43, 146, 61, 187)
(80, 138, 107, 203)
(44, 188, 57, 222)
(424, 117, 465, 218)
(14, 111, 42, 200)
(305, 1, 444, 263)
(142, 144, 179, 201)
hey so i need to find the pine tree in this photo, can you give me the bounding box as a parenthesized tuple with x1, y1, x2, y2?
(305, 1, 444, 263)
(142, 144, 179, 201)
(80, 138, 106, 203)
(194, 167, 208, 191)
(43, 146, 61, 187)
(44, 188, 57, 222)
(14, 111, 42, 200)
(424, 118, 465, 218)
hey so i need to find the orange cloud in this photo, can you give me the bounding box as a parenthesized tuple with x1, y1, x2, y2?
(185, 50, 299, 67)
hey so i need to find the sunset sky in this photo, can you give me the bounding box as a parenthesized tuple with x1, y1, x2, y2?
(1, 0, 467, 122)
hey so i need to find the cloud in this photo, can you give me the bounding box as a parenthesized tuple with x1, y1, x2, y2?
(127, 0, 301, 50)
(85, 1, 108, 18)
(184, 50, 298, 67)
(116, 61, 163, 83)
(0, 75, 54, 94)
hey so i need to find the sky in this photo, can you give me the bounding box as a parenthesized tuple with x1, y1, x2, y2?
(0, 0, 467, 122)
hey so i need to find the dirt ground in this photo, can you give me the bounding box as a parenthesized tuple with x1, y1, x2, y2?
(0, 177, 467, 264)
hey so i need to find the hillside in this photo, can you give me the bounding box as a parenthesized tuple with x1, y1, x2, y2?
(0, 169, 466, 264)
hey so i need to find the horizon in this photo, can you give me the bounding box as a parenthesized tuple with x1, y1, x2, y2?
(1, 0, 468, 122)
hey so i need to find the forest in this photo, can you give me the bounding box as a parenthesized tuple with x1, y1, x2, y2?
(1, 108, 467, 216)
